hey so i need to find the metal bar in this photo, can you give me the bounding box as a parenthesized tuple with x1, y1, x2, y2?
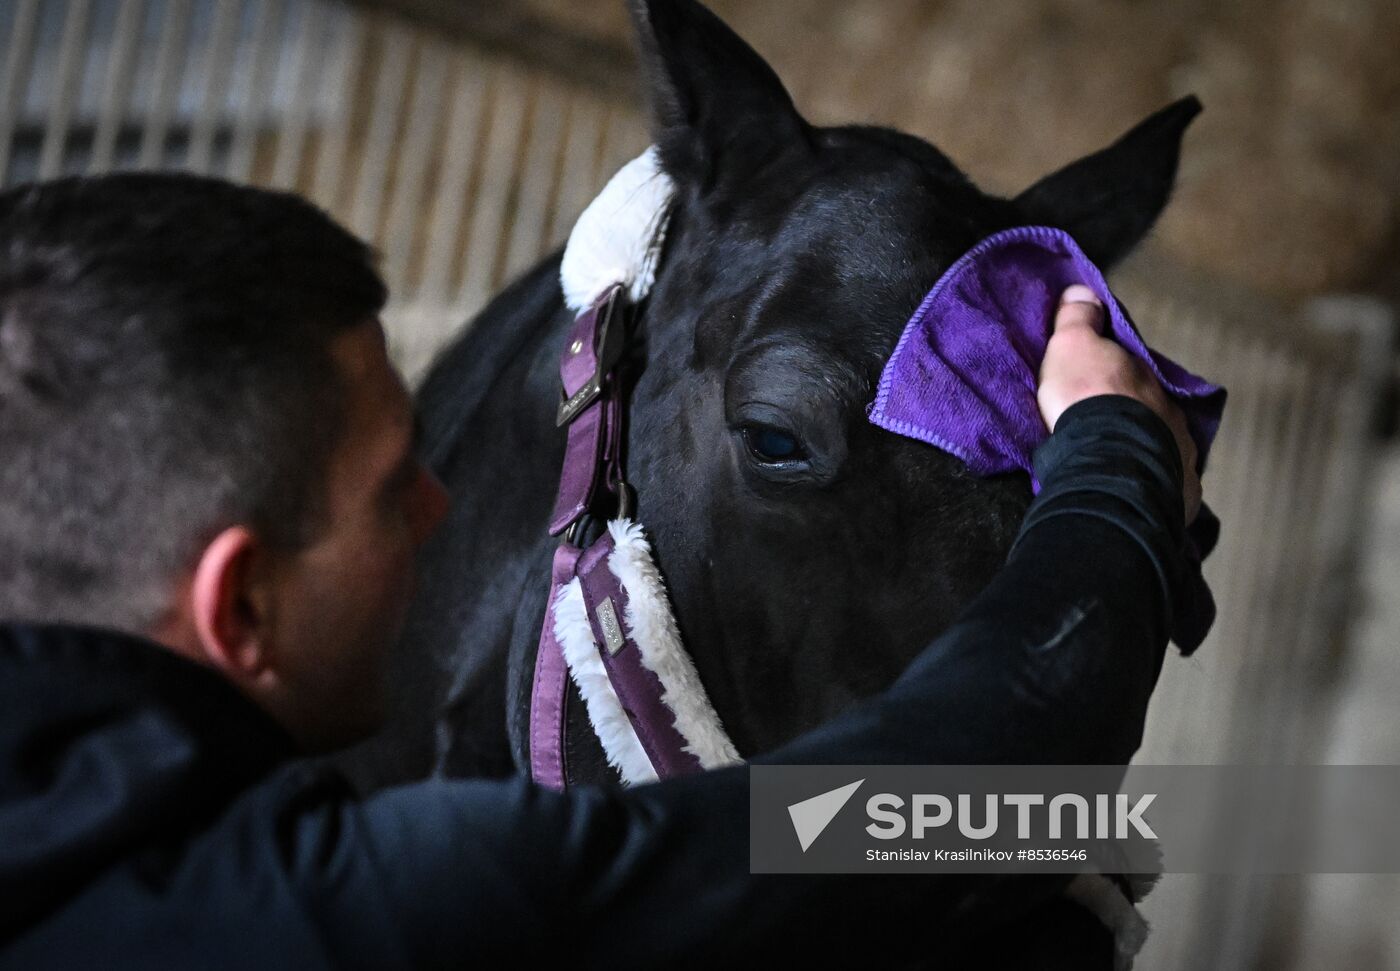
(0, 0, 43, 184)
(501, 75, 566, 280)
(185, 0, 243, 173)
(347, 22, 413, 241)
(354, 0, 636, 101)
(381, 37, 450, 292)
(138, 0, 195, 169)
(267, 0, 322, 189)
(595, 103, 647, 190)
(414, 54, 488, 307)
(1176, 340, 1299, 970)
(1244, 367, 1327, 749)
(1267, 376, 1342, 757)
(37, 0, 94, 179)
(1185, 330, 1260, 693)
(224, 0, 285, 182)
(1137, 302, 1231, 764)
(547, 91, 604, 246)
(90, 0, 148, 171)
(454, 60, 528, 316)
(309, 10, 365, 211)
(1220, 348, 1293, 707)
(1207, 360, 1320, 965)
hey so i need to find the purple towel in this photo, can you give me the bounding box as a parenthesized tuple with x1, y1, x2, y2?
(869, 225, 1227, 652)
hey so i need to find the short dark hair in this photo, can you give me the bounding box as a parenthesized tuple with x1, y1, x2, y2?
(0, 172, 388, 630)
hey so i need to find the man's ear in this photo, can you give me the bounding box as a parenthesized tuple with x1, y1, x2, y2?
(1014, 96, 1202, 269)
(627, 0, 808, 188)
(190, 526, 273, 684)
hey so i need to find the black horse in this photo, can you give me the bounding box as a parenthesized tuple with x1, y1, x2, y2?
(349, 6, 1195, 956)
(347, 0, 1199, 961)
(354, 0, 1197, 788)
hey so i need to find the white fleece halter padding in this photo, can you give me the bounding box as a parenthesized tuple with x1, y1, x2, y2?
(606, 519, 743, 771)
(560, 146, 675, 312)
(553, 578, 658, 786)
(553, 519, 742, 787)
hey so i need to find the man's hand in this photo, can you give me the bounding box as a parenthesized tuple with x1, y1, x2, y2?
(1038, 285, 1202, 524)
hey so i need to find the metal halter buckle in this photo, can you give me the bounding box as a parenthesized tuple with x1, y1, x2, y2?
(556, 288, 626, 427)
(562, 480, 633, 548)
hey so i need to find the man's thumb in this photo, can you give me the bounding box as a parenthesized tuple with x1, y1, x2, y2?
(1055, 284, 1105, 335)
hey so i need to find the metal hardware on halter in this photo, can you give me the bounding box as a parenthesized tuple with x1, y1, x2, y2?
(562, 480, 633, 549)
(557, 377, 601, 428)
(595, 597, 625, 655)
(556, 287, 626, 427)
(613, 479, 633, 521)
(561, 516, 589, 550)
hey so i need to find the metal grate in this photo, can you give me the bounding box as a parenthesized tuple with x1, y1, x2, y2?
(1115, 269, 1392, 969)
(1, 2, 1392, 967)
(0, 0, 649, 380)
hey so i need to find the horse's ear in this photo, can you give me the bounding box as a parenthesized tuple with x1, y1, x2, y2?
(1014, 96, 1202, 269)
(627, 0, 806, 187)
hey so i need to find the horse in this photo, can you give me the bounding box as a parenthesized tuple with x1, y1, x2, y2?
(348, 0, 1199, 960)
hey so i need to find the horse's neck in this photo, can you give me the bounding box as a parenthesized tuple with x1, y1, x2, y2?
(417, 254, 571, 471)
(357, 255, 575, 786)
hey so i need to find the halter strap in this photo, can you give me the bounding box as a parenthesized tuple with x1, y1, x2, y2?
(548, 287, 625, 536)
(530, 285, 724, 789)
(531, 285, 634, 787)
(528, 543, 580, 790)
(574, 533, 703, 778)
(531, 287, 621, 788)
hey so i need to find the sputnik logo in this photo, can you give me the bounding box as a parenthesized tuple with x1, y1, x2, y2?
(787, 779, 864, 852)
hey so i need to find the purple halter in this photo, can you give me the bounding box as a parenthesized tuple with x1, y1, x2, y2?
(529, 286, 706, 789)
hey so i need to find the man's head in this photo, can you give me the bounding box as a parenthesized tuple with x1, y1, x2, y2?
(0, 173, 448, 751)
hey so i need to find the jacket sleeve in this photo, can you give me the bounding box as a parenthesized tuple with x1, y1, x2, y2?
(236, 395, 1193, 968)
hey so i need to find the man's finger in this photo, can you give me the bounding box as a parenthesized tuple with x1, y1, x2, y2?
(1055, 285, 1105, 336)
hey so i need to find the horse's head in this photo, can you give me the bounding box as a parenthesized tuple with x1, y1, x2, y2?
(617, 0, 1199, 755)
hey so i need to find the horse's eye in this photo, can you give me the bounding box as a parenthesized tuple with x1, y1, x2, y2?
(741, 424, 806, 464)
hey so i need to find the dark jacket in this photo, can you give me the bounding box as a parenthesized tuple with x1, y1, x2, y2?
(0, 396, 1196, 969)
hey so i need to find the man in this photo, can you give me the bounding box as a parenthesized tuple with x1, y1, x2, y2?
(0, 173, 1202, 968)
